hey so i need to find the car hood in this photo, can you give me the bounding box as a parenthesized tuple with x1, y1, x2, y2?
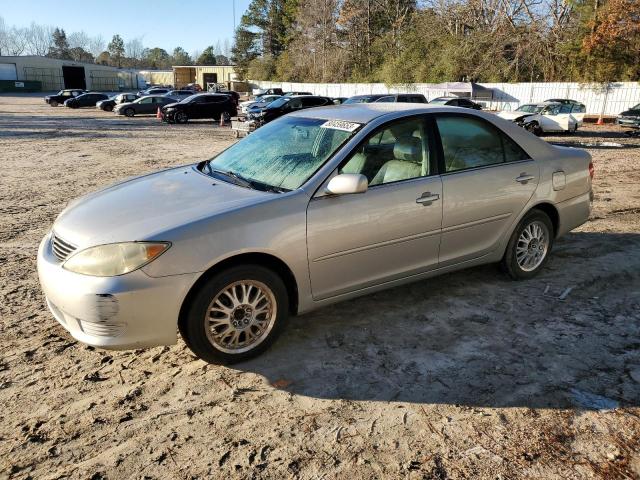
(163, 102, 181, 109)
(53, 166, 270, 248)
(620, 110, 640, 117)
(497, 111, 533, 120)
(116, 101, 138, 109)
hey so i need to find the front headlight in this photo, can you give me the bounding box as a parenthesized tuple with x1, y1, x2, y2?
(63, 242, 170, 276)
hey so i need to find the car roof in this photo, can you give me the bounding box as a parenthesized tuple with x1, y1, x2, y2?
(288, 103, 486, 123)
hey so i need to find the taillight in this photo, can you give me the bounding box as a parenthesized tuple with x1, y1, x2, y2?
(589, 161, 595, 180)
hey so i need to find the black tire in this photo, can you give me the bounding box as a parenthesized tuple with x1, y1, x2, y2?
(124, 108, 135, 117)
(104, 104, 114, 112)
(175, 111, 188, 124)
(50, 100, 58, 107)
(179, 265, 289, 364)
(501, 210, 554, 280)
(525, 122, 543, 136)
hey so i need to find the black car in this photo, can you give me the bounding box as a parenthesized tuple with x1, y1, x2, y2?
(161, 93, 238, 124)
(64, 92, 110, 108)
(429, 96, 482, 109)
(254, 95, 333, 124)
(45, 89, 86, 107)
(343, 93, 427, 104)
(283, 91, 313, 97)
(617, 103, 640, 129)
(97, 93, 138, 112)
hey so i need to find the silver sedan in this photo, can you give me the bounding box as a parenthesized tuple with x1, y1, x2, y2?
(37, 104, 593, 363)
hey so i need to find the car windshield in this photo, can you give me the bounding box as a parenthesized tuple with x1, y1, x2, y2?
(180, 95, 200, 103)
(429, 98, 451, 105)
(516, 104, 544, 113)
(206, 117, 359, 191)
(343, 96, 375, 104)
(632, 103, 640, 110)
(266, 97, 290, 109)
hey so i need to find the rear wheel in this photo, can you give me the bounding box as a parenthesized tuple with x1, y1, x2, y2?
(50, 100, 58, 107)
(501, 210, 553, 280)
(104, 104, 114, 112)
(179, 265, 289, 364)
(124, 108, 135, 117)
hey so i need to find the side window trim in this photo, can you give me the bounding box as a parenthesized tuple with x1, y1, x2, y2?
(430, 112, 533, 176)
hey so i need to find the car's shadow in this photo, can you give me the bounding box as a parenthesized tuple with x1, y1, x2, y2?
(231, 232, 640, 409)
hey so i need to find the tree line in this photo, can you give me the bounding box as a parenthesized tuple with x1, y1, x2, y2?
(231, 0, 640, 83)
(0, 17, 232, 69)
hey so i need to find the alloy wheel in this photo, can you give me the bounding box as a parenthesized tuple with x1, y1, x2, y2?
(204, 280, 277, 354)
(516, 220, 549, 272)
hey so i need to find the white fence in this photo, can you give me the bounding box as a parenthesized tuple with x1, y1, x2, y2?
(250, 80, 640, 116)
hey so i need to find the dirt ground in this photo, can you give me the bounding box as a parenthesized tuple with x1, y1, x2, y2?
(0, 94, 639, 480)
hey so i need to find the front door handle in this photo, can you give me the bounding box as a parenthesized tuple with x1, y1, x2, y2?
(515, 173, 535, 184)
(416, 192, 440, 205)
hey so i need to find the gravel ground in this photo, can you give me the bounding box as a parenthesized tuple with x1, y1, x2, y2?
(1, 94, 639, 480)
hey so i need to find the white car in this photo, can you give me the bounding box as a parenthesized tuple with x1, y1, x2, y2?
(497, 101, 586, 135)
(239, 95, 282, 114)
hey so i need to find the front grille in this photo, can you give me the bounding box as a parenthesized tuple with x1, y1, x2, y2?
(51, 233, 77, 262)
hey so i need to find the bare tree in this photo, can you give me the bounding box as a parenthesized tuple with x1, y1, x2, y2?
(125, 36, 145, 60)
(23, 22, 54, 55)
(68, 30, 91, 51)
(88, 34, 106, 58)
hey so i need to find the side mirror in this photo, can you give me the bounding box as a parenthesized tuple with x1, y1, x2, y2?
(325, 173, 368, 195)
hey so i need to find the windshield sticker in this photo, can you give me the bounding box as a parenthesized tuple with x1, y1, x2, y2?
(320, 120, 362, 132)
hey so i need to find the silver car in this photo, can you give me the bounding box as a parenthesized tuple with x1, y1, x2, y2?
(37, 104, 593, 363)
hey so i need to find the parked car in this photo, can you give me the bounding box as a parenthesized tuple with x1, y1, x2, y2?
(114, 95, 176, 117)
(497, 101, 583, 135)
(429, 97, 482, 109)
(161, 93, 238, 123)
(544, 99, 587, 124)
(137, 87, 170, 98)
(96, 93, 138, 112)
(616, 103, 640, 129)
(45, 89, 86, 107)
(253, 88, 284, 96)
(165, 90, 197, 101)
(64, 92, 110, 108)
(219, 90, 240, 106)
(251, 95, 333, 124)
(37, 104, 593, 363)
(344, 93, 428, 104)
(283, 91, 313, 97)
(240, 95, 281, 114)
(332, 97, 348, 105)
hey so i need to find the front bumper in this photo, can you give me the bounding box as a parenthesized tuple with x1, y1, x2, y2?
(37, 233, 199, 350)
(616, 117, 640, 128)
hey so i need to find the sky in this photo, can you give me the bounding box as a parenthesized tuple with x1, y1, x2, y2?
(1, 0, 252, 54)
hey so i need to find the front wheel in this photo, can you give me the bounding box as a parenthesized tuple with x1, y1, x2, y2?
(104, 104, 114, 112)
(124, 108, 135, 117)
(501, 210, 554, 280)
(179, 265, 289, 364)
(175, 111, 188, 124)
(525, 122, 543, 136)
(50, 100, 58, 107)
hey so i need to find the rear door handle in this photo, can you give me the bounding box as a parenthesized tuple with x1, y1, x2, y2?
(515, 173, 535, 184)
(416, 192, 440, 205)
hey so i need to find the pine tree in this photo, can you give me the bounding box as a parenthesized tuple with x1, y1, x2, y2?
(107, 34, 125, 67)
(47, 27, 70, 59)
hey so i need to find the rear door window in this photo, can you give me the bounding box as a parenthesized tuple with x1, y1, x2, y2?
(435, 115, 528, 172)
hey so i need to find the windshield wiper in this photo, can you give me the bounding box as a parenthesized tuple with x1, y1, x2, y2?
(209, 168, 255, 189)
